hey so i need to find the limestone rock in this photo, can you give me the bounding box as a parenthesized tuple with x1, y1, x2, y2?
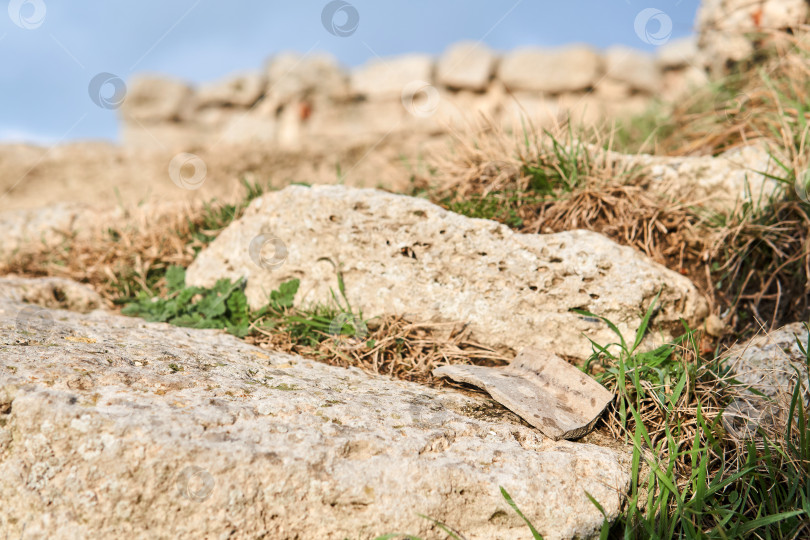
(434, 348, 614, 440)
(499, 45, 602, 93)
(722, 322, 810, 438)
(604, 46, 659, 94)
(0, 276, 102, 312)
(629, 144, 782, 211)
(0, 295, 632, 539)
(350, 54, 435, 100)
(195, 71, 266, 108)
(121, 76, 194, 123)
(186, 185, 708, 360)
(656, 36, 699, 69)
(265, 52, 348, 104)
(724, 322, 810, 403)
(436, 41, 497, 91)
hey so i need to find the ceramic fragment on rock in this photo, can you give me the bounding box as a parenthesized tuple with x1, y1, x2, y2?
(434, 348, 614, 440)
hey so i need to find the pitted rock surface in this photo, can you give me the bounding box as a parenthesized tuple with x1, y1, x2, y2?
(0, 292, 632, 540)
(187, 185, 708, 360)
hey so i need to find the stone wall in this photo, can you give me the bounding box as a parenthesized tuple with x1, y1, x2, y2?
(120, 39, 706, 153)
(697, 0, 809, 73)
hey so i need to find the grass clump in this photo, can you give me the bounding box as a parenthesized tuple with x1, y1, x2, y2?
(583, 300, 810, 538)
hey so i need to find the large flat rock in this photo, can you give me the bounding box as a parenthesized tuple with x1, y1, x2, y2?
(187, 185, 708, 360)
(0, 293, 631, 539)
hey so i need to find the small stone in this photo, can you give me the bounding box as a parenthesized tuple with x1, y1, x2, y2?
(604, 46, 660, 94)
(498, 45, 602, 93)
(350, 54, 434, 100)
(704, 314, 725, 337)
(121, 76, 193, 123)
(436, 41, 497, 91)
(195, 71, 266, 108)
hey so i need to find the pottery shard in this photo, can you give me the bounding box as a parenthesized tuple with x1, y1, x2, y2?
(498, 45, 602, 93)
(121, 76, 193, 122)
(350, 54, 434, 100)
(434, 348, 613, 440)
(436, 41, 497, 91)
(0, 291, 632, 540)
(186, 185, 708, 361)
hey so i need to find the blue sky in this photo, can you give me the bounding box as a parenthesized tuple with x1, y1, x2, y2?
(0, 0, 699, 144)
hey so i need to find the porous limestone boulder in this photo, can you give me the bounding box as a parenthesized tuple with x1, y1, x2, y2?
(350, 54, 435, 100)
(186, 185, 708, 360)
(436, 41, 497, 91)
(0, 293, 632, 540)
(498, 45, 602, 93)
(121, 76, 194, 122)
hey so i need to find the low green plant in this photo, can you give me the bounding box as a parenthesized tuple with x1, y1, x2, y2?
(442, 190, 530, 228)
(122, 265, 253, 336)
(122, 265, 369, 347)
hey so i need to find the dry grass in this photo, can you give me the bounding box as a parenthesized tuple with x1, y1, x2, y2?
(248, 317, 509, 387)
